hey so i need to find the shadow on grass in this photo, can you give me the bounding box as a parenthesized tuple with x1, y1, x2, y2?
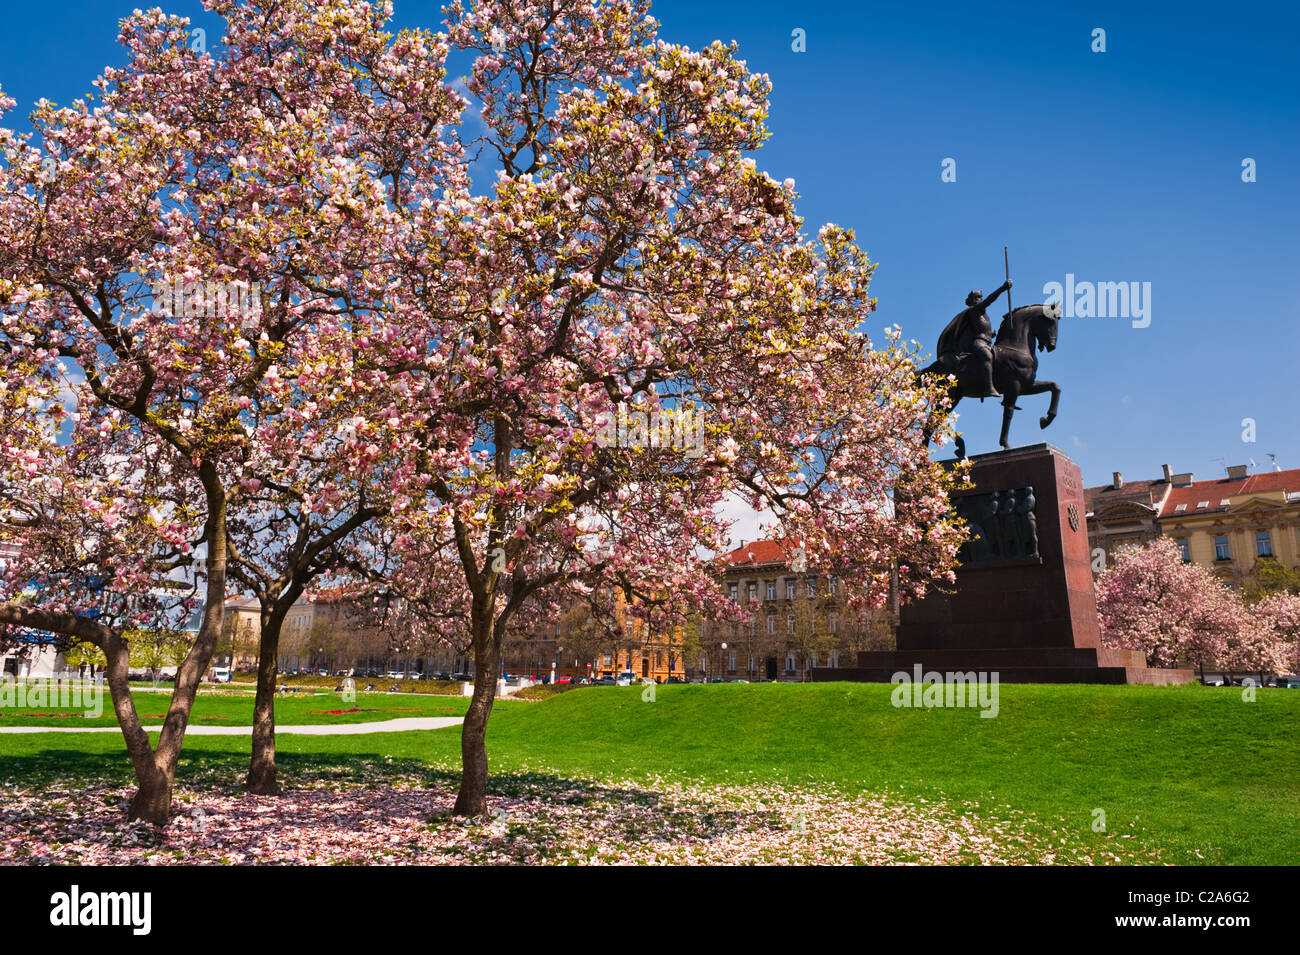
(3, 747, 791, 864)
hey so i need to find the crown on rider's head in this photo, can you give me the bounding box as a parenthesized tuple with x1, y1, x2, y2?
(965, 290, 983, 306)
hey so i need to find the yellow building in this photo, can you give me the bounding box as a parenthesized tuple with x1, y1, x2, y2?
(1157, 465, 1300, 587)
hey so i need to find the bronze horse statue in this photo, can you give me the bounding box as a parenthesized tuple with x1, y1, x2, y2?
(920, 301, 1063, 459)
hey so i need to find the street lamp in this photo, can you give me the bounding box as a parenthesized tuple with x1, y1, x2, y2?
(719, 642, 727, 683)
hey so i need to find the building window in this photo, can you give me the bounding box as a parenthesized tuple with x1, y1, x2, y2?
(829, 650, 839, 668)
(728, 651, 736, 672)
(766, 616, 775, 634)
(806, 578, 816, 598)
(728, 583, 738, 602)
(786, 614, 795, 635)
(808, 653, 817, 668)
(1176, 539, 1191, 563)
(785, 579, 795, 600)
(785, 652, 796, 673)
(765, 580, 775, 601)
(828, 613, 838, 634)
(747, 583, 757, 602)
(603, 654, 612, 667)
(828, 577, 837, 597)
(1214, 535, 1231, 561)
(1256, 531, 1273, 557)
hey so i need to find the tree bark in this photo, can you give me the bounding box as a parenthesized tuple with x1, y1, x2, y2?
(246, 625, 282, 795)
(246, 599, 293, 795)
(129, 762, 174, 825)
(452, 621, 499, 817)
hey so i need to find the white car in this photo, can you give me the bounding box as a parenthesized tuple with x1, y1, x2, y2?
(210, 667, 232, 684)
(615, 671, 635, 686)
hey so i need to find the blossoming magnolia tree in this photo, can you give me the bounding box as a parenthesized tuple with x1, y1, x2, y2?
(1095, 537, 1290, 680)
(1236, 591, 1300, 682)
(0, 0, 469, 818)
(368, 0, 965, 816)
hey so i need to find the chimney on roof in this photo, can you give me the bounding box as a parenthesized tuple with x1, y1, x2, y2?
(1172, 472, 1193, 486)
(1162, 464, 1173, 482)
(1112, 472, 1124, 490)
(1226, 464, 1248, 480)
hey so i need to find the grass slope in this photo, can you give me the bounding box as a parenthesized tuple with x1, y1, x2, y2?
(2, 683, 1295, 864)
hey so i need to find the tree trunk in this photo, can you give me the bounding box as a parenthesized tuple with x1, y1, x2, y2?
(128, 761, 174, 825)
(453, 628, 499, 817)
(246, 638, 281, 794)
(140, 464, 228, 825)
(246, 605, 288, 795)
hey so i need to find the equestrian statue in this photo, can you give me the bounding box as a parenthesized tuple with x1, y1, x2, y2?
(919, 249, 1063, 459)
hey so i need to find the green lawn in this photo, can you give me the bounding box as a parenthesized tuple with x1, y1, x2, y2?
(2, 682, 1296, 864)
(0, 687, 503, 727)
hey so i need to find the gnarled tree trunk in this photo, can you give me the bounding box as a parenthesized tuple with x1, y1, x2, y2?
(453, 617, 499, 817)
(246, 603, 290, 795)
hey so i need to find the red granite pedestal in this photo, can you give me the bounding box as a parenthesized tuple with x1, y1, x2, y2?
(814, 443, 1193, 685)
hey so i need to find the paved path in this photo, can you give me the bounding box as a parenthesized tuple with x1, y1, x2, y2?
(0, 717, 464, 735)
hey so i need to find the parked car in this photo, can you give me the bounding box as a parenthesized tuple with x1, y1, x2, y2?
(663, 676, 688, 684)
(592, 676, 616, 686)
(210, 667, 232, 684)
(431, 671, 451, 681)
(386, 670, 405, 679)
(615, 671, 636, 686)
(452, 672, 472, 682)
(553, 676, 572, 685)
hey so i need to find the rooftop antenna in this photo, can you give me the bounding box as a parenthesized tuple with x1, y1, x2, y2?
(1268, 453, 1282, 472)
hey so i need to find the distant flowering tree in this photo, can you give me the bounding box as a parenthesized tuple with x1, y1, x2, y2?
(1096, 538, 1239, 677)
(369, 0, 966, 816)
(1254, 592, 1300, 675)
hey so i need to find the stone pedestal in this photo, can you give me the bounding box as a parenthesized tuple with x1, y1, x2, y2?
(814, 444, 1193, 685)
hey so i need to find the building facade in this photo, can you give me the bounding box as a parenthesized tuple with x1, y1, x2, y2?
(1087, 462, 1300, 587)
(1157, 465, 1300, 587)
(696, 539, 897, 682)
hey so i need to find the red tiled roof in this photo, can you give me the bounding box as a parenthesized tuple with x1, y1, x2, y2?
(719, 538, 805, 567)
(1159, 468, 1300, 518)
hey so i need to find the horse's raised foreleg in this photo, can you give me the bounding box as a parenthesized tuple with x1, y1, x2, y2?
(1018, 380, 1061, 430)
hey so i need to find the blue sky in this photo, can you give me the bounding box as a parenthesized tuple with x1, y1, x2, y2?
(2, 0, 1297, 491)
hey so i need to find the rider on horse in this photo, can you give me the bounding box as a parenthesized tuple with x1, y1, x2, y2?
(935, 279, 1013, 399)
